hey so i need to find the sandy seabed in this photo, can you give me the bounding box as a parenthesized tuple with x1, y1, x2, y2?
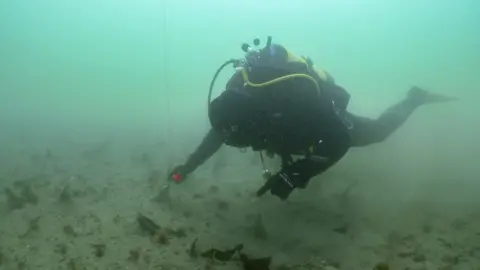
(0, 140, 478, 270)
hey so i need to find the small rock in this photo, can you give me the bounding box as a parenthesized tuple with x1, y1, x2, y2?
(20, 186, 38, 205)
(92, 244, 106, 258)
(252, 214, 268, 240)
(441, 254, 460, 265)
(0, 250, 5, 265)
(374, 262, 389, 270)
(208, 185, 219, 194)
(63, 225, 77, 237)
(333, 225, 348, 234)
(5, 188, 25, 211)
(217, 201, 229, 211)
(424, 261, 439, 270)
(128, 248, 140, 263)
(422, 225, 432, 234)
(413, 254, 426, 263)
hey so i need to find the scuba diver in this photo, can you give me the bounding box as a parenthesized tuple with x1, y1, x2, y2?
(168, 36, 456, 201)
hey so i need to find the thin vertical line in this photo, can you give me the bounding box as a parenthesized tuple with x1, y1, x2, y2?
(162, 1, 172, 146)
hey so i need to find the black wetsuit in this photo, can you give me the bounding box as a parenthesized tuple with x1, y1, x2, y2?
(180, 72, 421, 182)
(172, 42, 428, 200)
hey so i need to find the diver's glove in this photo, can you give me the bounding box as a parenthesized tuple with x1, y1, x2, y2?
(256, 165, 309, 200)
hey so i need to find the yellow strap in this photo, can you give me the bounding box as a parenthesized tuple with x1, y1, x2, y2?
(286, 49, 329, 82)
(313, 67, 329, 82)
(286, 49, 307, 64)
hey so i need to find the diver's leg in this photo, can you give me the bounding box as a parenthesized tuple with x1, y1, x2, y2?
(347, 86, 456, 147)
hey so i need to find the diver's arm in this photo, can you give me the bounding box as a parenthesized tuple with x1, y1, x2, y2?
(182, 71, 242, 173)
(256, 155, 340, 199)
(257, 137, 350, 199)
(176, 71, 241, 179)
(284, 157, 334, 186)
(182, 128, 224, 175)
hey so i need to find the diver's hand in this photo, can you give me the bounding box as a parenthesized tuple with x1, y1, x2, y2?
(256, 166, 308, 200)
(168, 165, 188, 183)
